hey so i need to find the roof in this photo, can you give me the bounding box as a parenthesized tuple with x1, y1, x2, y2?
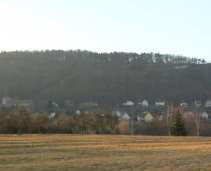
(144, 113, 153, 121)
(121, 113, 130, 119)
(123, 101, 134, 106)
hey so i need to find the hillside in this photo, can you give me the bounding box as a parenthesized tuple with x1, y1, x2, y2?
(0, 50, 210, 109)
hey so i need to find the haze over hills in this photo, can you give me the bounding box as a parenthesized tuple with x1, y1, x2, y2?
(0, 50, 210, 109)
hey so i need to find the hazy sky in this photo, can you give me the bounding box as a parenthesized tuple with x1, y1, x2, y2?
(0, 0, 211, 60)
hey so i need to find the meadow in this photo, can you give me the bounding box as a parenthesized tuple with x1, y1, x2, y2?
(0, 135, 211, 170)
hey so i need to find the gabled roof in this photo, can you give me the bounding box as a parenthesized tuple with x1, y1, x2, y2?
(144, 112, 153, 122)
(138, 100, 148, 106)
(180, 100, 188, 107)
(205, 100, 211, 107)
(121, 113, 130, 119)
(202, 112, 208, 119)
(123, 101, 134, 106)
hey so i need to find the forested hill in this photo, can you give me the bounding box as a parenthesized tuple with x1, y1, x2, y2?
(0, 50, 210, 108)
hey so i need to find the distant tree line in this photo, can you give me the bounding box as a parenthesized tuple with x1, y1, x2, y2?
(0, 50, 210, 109)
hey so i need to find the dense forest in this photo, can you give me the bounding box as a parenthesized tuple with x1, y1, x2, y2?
(0, 50, 210, 109)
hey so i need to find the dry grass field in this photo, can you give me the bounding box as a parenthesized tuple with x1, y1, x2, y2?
(1, 135, 211, 171)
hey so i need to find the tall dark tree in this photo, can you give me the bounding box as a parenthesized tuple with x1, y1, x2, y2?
(171, 110, 187, 136)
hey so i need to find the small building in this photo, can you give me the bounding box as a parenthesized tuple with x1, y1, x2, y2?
(138, 100, 148, 106)
(144, 112, 153, 122)
(49, 112, 56, 119)
(112, 111, 130, 120)
(121, 113, 130, 120)
(174, 58, 188, 64)
(180, 100, 188, 107)
(76, 110, 81, 115)
(201, 112, 208, 119)
(204, 100, 211, 108)
(123, 101, 134, 106)
(155, 100, 165, 107)
(137, 112, 147, 121)
(137, 112, 153, 122)
(195, 100, 201, 107)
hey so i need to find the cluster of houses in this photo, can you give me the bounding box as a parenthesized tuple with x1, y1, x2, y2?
(2, 93, 211, 124)
(115, 99, 211, 123)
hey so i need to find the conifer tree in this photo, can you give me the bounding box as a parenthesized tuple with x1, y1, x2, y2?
(171, 110, 187, 136)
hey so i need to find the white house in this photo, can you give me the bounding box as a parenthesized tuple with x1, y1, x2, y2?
(123, 101, 134, 106)
(121, 113, 130, 120)
(180, 100, 188, 107)
(202, 112, 208, 119)
(138, 100, 148, 106)
(112, 111, 130, 120)
(205, 100, 211, 108)
(49, 112, 56, 118)
(155, 100, 165, 106)
(137, 112, 153, 122)
(195, 100, 201, 107)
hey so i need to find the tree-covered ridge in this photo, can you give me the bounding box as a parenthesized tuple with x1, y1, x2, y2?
(0, 50, 210, 108)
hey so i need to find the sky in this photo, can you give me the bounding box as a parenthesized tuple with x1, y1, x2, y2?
(0, 0, 211, 61)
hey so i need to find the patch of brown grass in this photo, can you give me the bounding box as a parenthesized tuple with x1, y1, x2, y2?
(0, 135, 211, 170)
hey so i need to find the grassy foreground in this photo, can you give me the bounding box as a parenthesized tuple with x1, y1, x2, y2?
(0, 135, 211, 171)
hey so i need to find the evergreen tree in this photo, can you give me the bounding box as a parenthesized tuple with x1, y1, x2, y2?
(171, 110, 187, 136)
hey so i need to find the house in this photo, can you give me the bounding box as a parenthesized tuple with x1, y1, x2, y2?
(138, 100, 148, 106)
(174, 58, 188, 64)
(137, 112, 153, 122)
(201, 112, 208, 119)
(49, 112, 56, 118)
(2, 96, 35, 113)
(204, 100, 211, 108)
(123, 101, 134, 106)
(76, 110, 81, 115)
(155, 100, 165, 107)
(144, 112, 153, 122)
(195, 100, 201, 107)
(137, 112, 147, 121)
(112, 111, 130, 120)
(121, 113, 130, 120)
(180, 100, 188, 107)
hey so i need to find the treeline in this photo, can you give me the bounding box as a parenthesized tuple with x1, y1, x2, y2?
(0, 105, 210, 136)
(0, 50, 211, 109)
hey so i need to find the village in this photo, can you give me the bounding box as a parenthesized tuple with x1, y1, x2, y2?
(1, 93, 211, 136)
(2, 94, 211, 121)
